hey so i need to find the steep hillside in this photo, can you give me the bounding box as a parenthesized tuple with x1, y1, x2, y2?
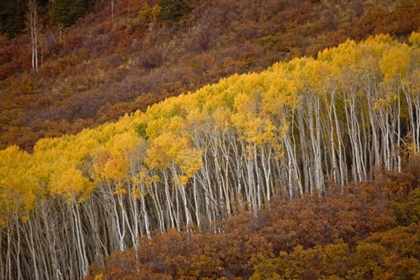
(1, 33, 420, 279)
(1, 0, 420, 151)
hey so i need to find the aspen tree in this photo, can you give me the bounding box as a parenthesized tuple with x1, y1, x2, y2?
(189, 111, 221, 227)
(329, 41, 367, 181)
(185, 108, 211, 227)
(358, 35, 396, 172)
(401, 33, 420, 154)
(108, 130, 146, 244)
(383, 42, 419, 161)
(262, 71, 300, 196)
(146, 132, 179, 229)
(0, 146, 39, 280)
(379, 45, 409, 171)
(321, 65, 348, 185)
(132, 167, 154, 237)
(209, 107, 235, 217)
(295, 58, 326, 192)
(27, 0, 40, 73)
(94, 152, 132, 250)
(343, 77, 368, 182)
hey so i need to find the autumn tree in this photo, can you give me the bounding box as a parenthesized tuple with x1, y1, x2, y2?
(1, 32, 420, 280)
(27, 0, 41, 73)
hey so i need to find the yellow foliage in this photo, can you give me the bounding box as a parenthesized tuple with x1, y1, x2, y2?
(178, 175, 189, 186)
(380, 44, 411, 81)
(113, 185, 127, 196)
(49, 165, 94, 203)
(262, 74, 296, 116)
(318, 39, 363, 78)
(144, 142, 171, 170)
(211, 107, 232, 131)
(1, 31, 420, 226)
(131, 187, 141, 199)
(0, 146, 39, 225)
(94, 153, 130, 183)
(232, 93, 279, 146)
(167, 115, 186, 133)
(146, 117, 167, 140)
(409, 32, 420, 47)
(177, 148, 202, 180)
(133, 168, 156, 187)
(106, 130, 139, 154)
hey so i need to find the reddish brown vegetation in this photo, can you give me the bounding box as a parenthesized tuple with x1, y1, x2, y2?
(86, 169, 420, 279)
(1, 0, 420, 152)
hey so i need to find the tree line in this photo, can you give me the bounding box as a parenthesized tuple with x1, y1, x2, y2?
(0, 33, 420, 279)
(0, 0, 191, 39)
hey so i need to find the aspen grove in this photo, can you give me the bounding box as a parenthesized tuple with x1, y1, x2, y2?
(1, 33, 420, 279)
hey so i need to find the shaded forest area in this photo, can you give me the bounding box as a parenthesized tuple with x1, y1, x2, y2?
(1, 0, 420, 151)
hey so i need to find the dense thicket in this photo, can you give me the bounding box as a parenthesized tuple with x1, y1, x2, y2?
(1, 33, 420, 279)
(1, 0, 420, 151)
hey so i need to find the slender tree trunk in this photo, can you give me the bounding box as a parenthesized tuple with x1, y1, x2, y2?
(163, 171, 176, 229)
(296, 109, 310, 192)
(192, 176, 201, 230)
(23, 220, 39, 280)
(28, 0, 40, 73)
(15, 216, 22, 280)
(111, 0, 115, 20)
(72, 202, 89, 278)
(151, 178, 165, 233)
(6, 220, 12, 280)
(0, 227, 4, 280)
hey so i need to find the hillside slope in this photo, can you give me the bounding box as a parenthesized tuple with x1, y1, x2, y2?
(1, 0, 420, 151)
(1, 32, 420, 279)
